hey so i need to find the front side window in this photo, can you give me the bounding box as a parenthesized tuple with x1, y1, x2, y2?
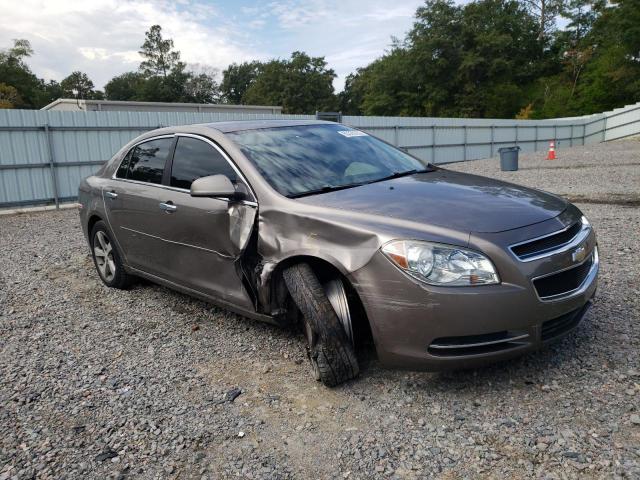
(170, 137, 237, 189)
(227, 124, 427, 197)
(126, 137, 173, 184)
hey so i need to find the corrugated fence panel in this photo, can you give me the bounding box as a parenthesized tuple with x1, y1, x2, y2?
(0, 109, 319, 206)
(399, 127, 430, 148)
(467, 144, 493, 161)
(604, 104, 640, 141)
(494, 127, 516, 144)
(584, 118, 605, 144)
(1, 103, 639, 207)
(467, 126, 491, 144)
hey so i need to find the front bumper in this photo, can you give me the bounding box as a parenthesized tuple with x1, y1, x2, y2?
(348, 214, 599, 371)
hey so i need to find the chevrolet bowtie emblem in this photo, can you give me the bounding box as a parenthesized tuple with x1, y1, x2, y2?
(572, 245, 587, 263)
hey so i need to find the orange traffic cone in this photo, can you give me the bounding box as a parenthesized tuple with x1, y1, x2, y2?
(546, 140, 556, 160)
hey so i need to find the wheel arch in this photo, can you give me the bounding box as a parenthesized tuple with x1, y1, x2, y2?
(272, 254, 349, 283)
(269, 254, 374, 350)
(87, 213, 103, 237)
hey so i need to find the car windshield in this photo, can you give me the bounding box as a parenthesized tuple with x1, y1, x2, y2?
(227, 124, 429, 197)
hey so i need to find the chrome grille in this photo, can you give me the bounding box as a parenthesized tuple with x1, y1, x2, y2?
(510, 221, 589, 262)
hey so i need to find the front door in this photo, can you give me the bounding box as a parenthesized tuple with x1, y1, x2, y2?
(156, 135, 256, 310)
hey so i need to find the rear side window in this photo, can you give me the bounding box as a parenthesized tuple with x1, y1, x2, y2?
(125, 137, 173, 184)
(170, 137, 237, 189)
(115, 149, 133, 179)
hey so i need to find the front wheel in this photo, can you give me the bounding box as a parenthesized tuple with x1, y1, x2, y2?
(90, 221, 133, 289)
(283, 263, 359, 387)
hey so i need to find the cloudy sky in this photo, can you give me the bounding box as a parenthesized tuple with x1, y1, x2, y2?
(0, 0, 426, 92)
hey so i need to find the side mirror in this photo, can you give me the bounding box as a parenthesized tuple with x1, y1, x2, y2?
(190, 174, 246, 200)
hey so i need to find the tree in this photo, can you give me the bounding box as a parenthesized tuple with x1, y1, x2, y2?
(39, 80, 65, 106)
(344, 0, 545, 118)
(60, 71, 96, 99)
(570, 0, 640, 112)
(0, 38, 34, 64)
(454, 0, 543, 117)
(529, 0, 640, 117)
(339, 72, 366, 115)
(564, 0, 604, 43)
(220, 61, 262, 104)
(139, 25, 182, 77)
(185, 71, 220, 103)
(2, 3, 639, 117)
(0, 39, 44, 108)
(0, 83, 21, 108)
(341, 47, 419, 116)
(519, 0, 567, 41)
(105, 72, 147, 100)
(243, 52, 337, 113)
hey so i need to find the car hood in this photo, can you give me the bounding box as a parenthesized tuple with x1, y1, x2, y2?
(295, 168, 567, 233)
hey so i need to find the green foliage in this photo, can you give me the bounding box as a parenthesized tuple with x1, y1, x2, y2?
(185, 69, 221, 104)
(575, 0, 640, 111)
(342, 48, 418, 116)
(240, 52, 337, 113)
(0, 39, 101, 107)
(4, 39, 34, 61)
(342, 0, 545, 118)
(341, 0, 640, 118)
(220, 61, 262, 104)
(1, 1, 639, 117)
(0, 39, 45, 108)
(139, 25, 182, 77)
(105, 27, 220, 104)
(0, 83, 21, 108)
(60, 71, 100, 99)
(104, 72, 147, 101)
(519, 0, 568, 42)
(529, 0, 640, 117)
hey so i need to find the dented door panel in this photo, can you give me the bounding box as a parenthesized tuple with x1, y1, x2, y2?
(152, 190, 256, 310)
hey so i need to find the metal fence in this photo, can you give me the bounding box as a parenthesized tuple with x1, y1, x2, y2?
(343, 102, 640, 163)
(1, 102, 639, 209)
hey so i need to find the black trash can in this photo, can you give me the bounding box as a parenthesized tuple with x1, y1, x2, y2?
(498, 146, 520, 171)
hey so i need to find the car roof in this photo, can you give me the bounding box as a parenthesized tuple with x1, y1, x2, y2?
(198, 119, 334, 133)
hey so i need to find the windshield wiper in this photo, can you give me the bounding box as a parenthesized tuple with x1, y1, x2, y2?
(366, 167, 432, 185)
(287, 167, 433, 199)
(288, 182, 366, 199)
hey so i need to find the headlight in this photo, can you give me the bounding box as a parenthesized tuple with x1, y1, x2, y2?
(381, 240, 500, 286)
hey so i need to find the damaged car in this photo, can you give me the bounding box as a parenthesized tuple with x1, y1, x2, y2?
(79, 120, 598, 386)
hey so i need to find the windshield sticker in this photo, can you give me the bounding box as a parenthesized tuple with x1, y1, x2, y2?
(337, 130, 369, 138)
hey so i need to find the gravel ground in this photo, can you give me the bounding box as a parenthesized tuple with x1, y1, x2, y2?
(447, 138, 640, 207)
(1, 139, 639, 479)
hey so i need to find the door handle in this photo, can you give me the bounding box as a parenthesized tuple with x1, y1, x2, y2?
(159, 202, 177, 213)
(105, 190, 118, 199)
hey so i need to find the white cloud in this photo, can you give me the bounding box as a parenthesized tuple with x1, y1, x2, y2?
(0, 0, 424, 93)
(267, 0, 332, 29)
(254, 0, 423, 90)
(0, 0, 262, 89)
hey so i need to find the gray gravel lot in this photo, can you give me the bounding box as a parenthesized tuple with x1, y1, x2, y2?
(1, 139, 639, 479)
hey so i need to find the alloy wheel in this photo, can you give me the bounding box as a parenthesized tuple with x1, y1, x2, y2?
(93, 230, 116, 282)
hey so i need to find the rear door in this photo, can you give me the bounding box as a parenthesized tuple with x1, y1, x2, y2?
(102, 135, 177, 277)
(156, 134, 257, 310)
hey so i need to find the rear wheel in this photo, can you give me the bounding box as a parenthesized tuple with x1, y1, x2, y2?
(90, 221, 133, 289)
(283, 263, 359, 387)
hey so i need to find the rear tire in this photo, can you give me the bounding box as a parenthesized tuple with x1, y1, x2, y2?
(90, 221, 133, 289)
(283, 263, 359, 387)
